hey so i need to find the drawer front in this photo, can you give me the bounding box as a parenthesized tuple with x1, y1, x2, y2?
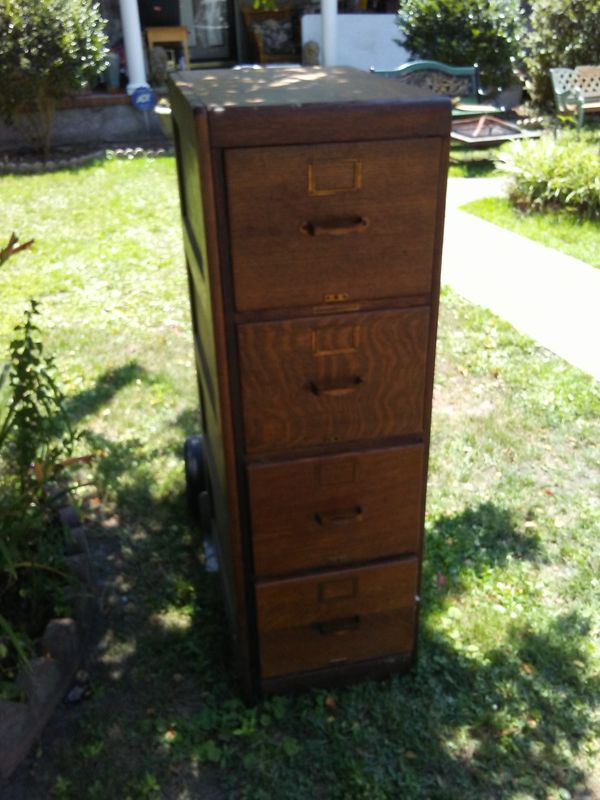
(226, 139, 442, 311)
(256, 559, 418, 678)
(249, 445, 424, 576)
(238, 308, 429, 455)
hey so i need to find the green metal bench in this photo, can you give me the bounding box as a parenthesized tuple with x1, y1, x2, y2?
(550, 66, 600, 130)
(370, 60, 505, 117)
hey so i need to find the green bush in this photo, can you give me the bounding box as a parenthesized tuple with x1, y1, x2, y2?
(522, 0, 600, 108)
(0, 0, 108, 156)
(496, 130, 600, 219)
(396, 0, 525, 90)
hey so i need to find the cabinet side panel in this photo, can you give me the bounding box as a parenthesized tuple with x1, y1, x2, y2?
(170, 78, 253, 697)
(193, 111, 255, 698)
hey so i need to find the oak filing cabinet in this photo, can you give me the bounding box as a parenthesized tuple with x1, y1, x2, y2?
(169, 67, 451, 701)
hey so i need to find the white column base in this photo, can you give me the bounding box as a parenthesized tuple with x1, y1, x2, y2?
(119, 0, 149, 93)
(321, 0, 337, 66)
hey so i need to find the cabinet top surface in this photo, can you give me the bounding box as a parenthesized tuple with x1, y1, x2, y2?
(169, 67, 450, 145)
(171, 67, 445, 111)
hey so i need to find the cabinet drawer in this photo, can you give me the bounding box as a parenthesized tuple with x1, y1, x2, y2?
(256, 559, 418, 678)
(238, 308, 429, 454)
(249, 445, 424, 576)
(225, 139, 442, 311)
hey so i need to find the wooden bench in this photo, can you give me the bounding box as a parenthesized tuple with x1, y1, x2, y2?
(550, 66, 600, 129)
(370, 60, 505, 117)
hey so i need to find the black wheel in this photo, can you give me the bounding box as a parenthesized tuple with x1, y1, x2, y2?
(184, 435, 206, 523)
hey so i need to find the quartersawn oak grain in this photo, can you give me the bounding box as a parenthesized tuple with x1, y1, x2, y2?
(226, 139, 441, 311)
(238, 308, 430, 455)
(256, 558, 418, 678)
(169, 66, 450, 700)
(248, 445, 425, 576)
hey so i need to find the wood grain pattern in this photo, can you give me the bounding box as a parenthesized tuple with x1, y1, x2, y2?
(248, 445, 424, 576)
(238, 308, 429, 455)
(168, 67, 450, 700)
(256, 558, 418, 678)
(226, 139, 441, 311)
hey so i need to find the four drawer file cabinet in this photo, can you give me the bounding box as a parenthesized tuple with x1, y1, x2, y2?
(169, 67, 451, 701)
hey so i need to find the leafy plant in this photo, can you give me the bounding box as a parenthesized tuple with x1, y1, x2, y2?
(0, 300, 78, 488)
(496, 129, 600, 219)
(1, 294, 81, 694)
(252, 0, 279, 9)
(521, 0, 600, 108)
(396, 0, 526, 90)
(0, 0, 108, 156)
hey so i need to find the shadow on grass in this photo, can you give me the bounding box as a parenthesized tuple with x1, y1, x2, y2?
(64, 362, 149, 426)
(19, 366, 595, 798)
(424, 502, 543, 594)
(42, 472, 596, 798)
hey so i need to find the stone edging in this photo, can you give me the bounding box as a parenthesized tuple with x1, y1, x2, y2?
(0, 145, 174, 176)
(0, 500, 96, 780)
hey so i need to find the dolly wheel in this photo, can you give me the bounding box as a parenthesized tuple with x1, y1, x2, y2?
(184, 435, 206, 522)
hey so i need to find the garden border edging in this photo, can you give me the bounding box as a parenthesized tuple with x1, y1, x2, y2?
(0, 501, 96, 779)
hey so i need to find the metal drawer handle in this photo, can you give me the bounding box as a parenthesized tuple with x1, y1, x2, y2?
(315, 615, 361, 636)
(308, 376, 364, 397)
(300, 216, 369, 237)
(314, 506, 363, 526)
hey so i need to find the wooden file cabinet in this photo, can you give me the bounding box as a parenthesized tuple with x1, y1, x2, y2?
(169, 67, 450, 701)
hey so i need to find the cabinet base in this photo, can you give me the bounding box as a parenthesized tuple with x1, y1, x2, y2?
(259, 650, 415, 700)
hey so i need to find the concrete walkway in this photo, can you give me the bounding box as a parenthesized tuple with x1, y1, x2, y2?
(442, 177, 600, 381)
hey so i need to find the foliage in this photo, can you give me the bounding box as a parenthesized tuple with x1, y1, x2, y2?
(1, 296, 80, 695)
(522, 0, 600, 108)
(0, 0, 108, 155)
(252, 0, 279, 9)
(0, 300, 78, 486)
(396, 0, 525, 90)
(495, 129, 600, 219)
(0, 481, 69, 697)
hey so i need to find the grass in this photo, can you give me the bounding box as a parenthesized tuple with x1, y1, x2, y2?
(1, 156, 599, 799)
(462, 196, 600, 269)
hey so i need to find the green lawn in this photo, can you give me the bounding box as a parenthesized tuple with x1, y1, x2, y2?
(462, 196, 600, 269)
(1, 157, 599, 800)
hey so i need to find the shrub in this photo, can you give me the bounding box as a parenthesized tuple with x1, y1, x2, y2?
(496, 130, 600, 219)
(0, 0, 108, 156)
(522, 0, 600, 108)
(396, 0, 525, 90)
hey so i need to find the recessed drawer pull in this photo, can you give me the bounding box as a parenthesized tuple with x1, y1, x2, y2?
(300, 216, 369, 237)
(314, 506, 363, 526)
(315, 615, 361, 636)
(308, 376, 364, 397)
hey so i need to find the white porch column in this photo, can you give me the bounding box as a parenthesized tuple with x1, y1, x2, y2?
(321, 0, 337, 66)
(119, 0, 149, 93)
